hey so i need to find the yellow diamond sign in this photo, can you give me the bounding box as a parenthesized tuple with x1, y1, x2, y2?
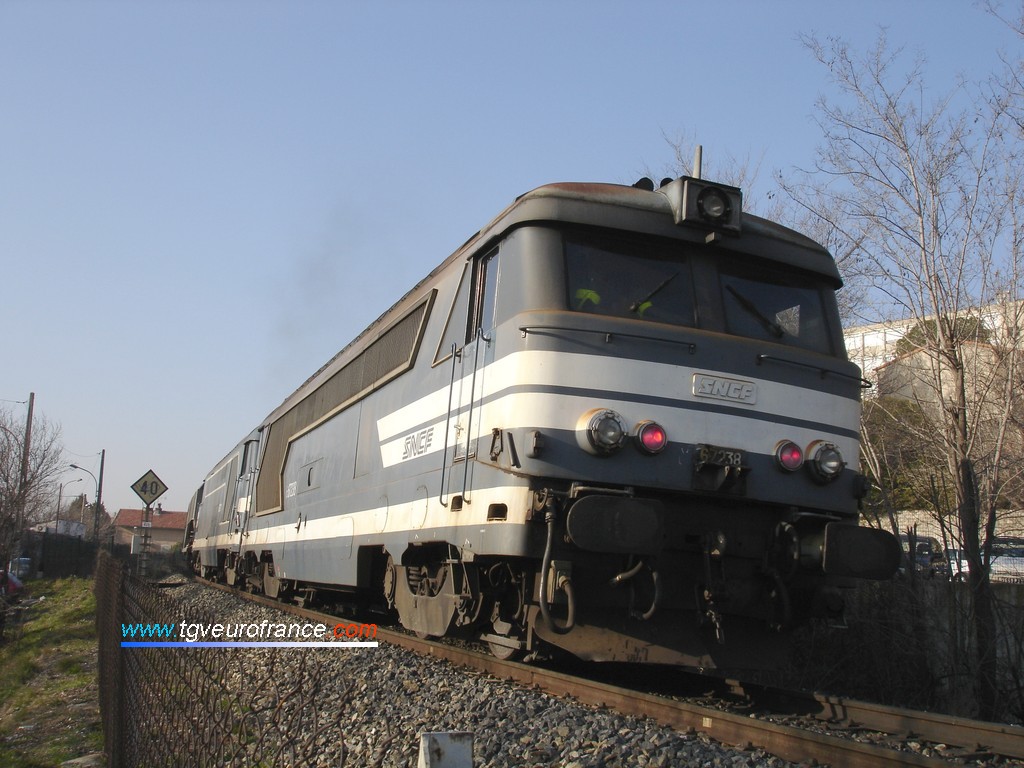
(132, 470, 168, 507)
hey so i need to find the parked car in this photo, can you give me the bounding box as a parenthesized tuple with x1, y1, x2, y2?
(946, 547, 970, 581)
(898, 534, 947, 578)
(7, 558, 31, 579)
(990, 541, 1024, 584)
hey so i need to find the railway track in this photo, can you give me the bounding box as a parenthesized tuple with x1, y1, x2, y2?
(197, 578, 1024, 767)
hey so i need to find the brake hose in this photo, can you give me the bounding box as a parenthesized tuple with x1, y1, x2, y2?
(539, 500, 576, 634)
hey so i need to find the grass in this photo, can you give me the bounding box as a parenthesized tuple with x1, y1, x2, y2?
(0, 577, 103, 768)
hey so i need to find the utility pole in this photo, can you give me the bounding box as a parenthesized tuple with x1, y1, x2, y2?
(14, 392, 33, 549)
(19, 393, 33, 500)
(93, 449, 105, 544)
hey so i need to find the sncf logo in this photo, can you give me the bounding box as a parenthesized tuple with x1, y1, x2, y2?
(401, 427, 434, 460)
(692, 374, 757, 405)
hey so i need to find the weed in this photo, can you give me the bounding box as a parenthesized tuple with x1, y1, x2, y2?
(0, 577, 102, 766)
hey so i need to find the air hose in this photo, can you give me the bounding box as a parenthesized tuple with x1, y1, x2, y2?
(610, 558, 661, 620)
(539, 500, 576, 634)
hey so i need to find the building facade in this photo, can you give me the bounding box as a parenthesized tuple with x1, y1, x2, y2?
(112, 507, 186, 554)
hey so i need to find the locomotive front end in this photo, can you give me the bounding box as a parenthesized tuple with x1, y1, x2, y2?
(479, 176, 900, 669)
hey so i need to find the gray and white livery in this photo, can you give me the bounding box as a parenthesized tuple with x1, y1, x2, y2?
(184, 175, 899, 669)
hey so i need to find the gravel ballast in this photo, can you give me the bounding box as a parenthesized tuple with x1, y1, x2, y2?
(152, 576, 798, 767)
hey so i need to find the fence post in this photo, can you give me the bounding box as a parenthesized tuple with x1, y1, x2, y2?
(96, 551, 126, 768)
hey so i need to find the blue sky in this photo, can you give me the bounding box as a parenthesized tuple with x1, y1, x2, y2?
(1, 1, 1017, 516)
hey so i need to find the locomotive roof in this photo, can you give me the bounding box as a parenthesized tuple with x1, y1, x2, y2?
(479, 181, 841, 284)
(258, 179, 842, 430)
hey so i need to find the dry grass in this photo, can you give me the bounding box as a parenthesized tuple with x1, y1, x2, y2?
(0, 577, 103, 767)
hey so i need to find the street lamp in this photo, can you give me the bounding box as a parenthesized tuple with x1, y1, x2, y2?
(70, 450, 105, 543)
(69, 464, 97, 531)
(55, 478, 83, 535)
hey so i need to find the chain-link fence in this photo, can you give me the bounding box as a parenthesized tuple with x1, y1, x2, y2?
(789, 578, 1024, 724)
(94, 551, 351, 767)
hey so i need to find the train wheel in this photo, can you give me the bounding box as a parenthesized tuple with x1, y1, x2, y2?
(407, 562, 449, 639)
(483, 605, 526, 661)
(485, 632, 525, 661)
(262, 562, 289, 599)
(390, 558, 476, 639)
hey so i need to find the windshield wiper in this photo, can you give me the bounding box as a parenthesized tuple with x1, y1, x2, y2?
(726, 286, 784, 338)
(629, 272, 678, 314)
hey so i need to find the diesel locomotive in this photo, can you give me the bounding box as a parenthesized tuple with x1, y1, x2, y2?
(184, 174, 900, 669)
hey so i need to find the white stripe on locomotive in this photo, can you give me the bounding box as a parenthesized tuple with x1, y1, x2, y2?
(376, 350, 859, 468)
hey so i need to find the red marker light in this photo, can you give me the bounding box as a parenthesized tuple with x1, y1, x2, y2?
(636, 421, 668, 454)
(775, 440, 803, 471)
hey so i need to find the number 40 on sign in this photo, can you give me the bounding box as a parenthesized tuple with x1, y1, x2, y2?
(132, 470, 168, 507)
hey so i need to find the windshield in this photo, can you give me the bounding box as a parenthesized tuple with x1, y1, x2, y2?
(720, 264, 833, 354)
(565, 238, 696, 327)
(564, 234, 838, 356)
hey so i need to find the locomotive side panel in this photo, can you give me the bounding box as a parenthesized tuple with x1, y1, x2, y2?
(188, 448, 241, 572)
(235, 235, 539, 593)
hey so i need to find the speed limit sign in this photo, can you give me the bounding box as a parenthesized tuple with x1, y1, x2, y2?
(132, 470, 168, 507)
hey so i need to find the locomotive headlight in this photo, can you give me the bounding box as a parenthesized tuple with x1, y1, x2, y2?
(775, 440, 804, 472)
(808, 441, 845, 483)
(577, 409, 628, 456)
(635, 421, 668, 455)
(697, 187, 732, 223)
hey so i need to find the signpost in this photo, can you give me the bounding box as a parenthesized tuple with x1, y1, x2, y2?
(131, 470, 168, 579)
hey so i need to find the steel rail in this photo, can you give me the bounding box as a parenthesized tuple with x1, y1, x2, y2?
(196, 579, 1021, 767)
(374, 635, 953, 768)
(722, 679, 1024, 761)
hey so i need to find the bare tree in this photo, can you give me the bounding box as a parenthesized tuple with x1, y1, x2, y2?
(779, 29, 1023, 719)
(652, 130, 771, 206)
(986, 1, 1024, 135)
(0, 405, 64, 564)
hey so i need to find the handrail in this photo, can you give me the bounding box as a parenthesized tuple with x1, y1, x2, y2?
(756, 354, 872, 388)
(518, 324, 697, 354)
(517, 324, 868, 387)
(438, 343, 458, 508)
(461, 328, 487, 503)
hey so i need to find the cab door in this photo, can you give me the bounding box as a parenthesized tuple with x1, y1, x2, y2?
(231, 433, 261, 548)
(446, 248, 499, 506)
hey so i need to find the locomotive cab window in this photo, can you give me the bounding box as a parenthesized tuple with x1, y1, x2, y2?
(719, 263, 834, 354)
(565, 237, 696, 327)
(240, 438, 258, 477)
(474, 248, 500, 335)
(433, 262, 473, 365)
(434, 247, 501, 366)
